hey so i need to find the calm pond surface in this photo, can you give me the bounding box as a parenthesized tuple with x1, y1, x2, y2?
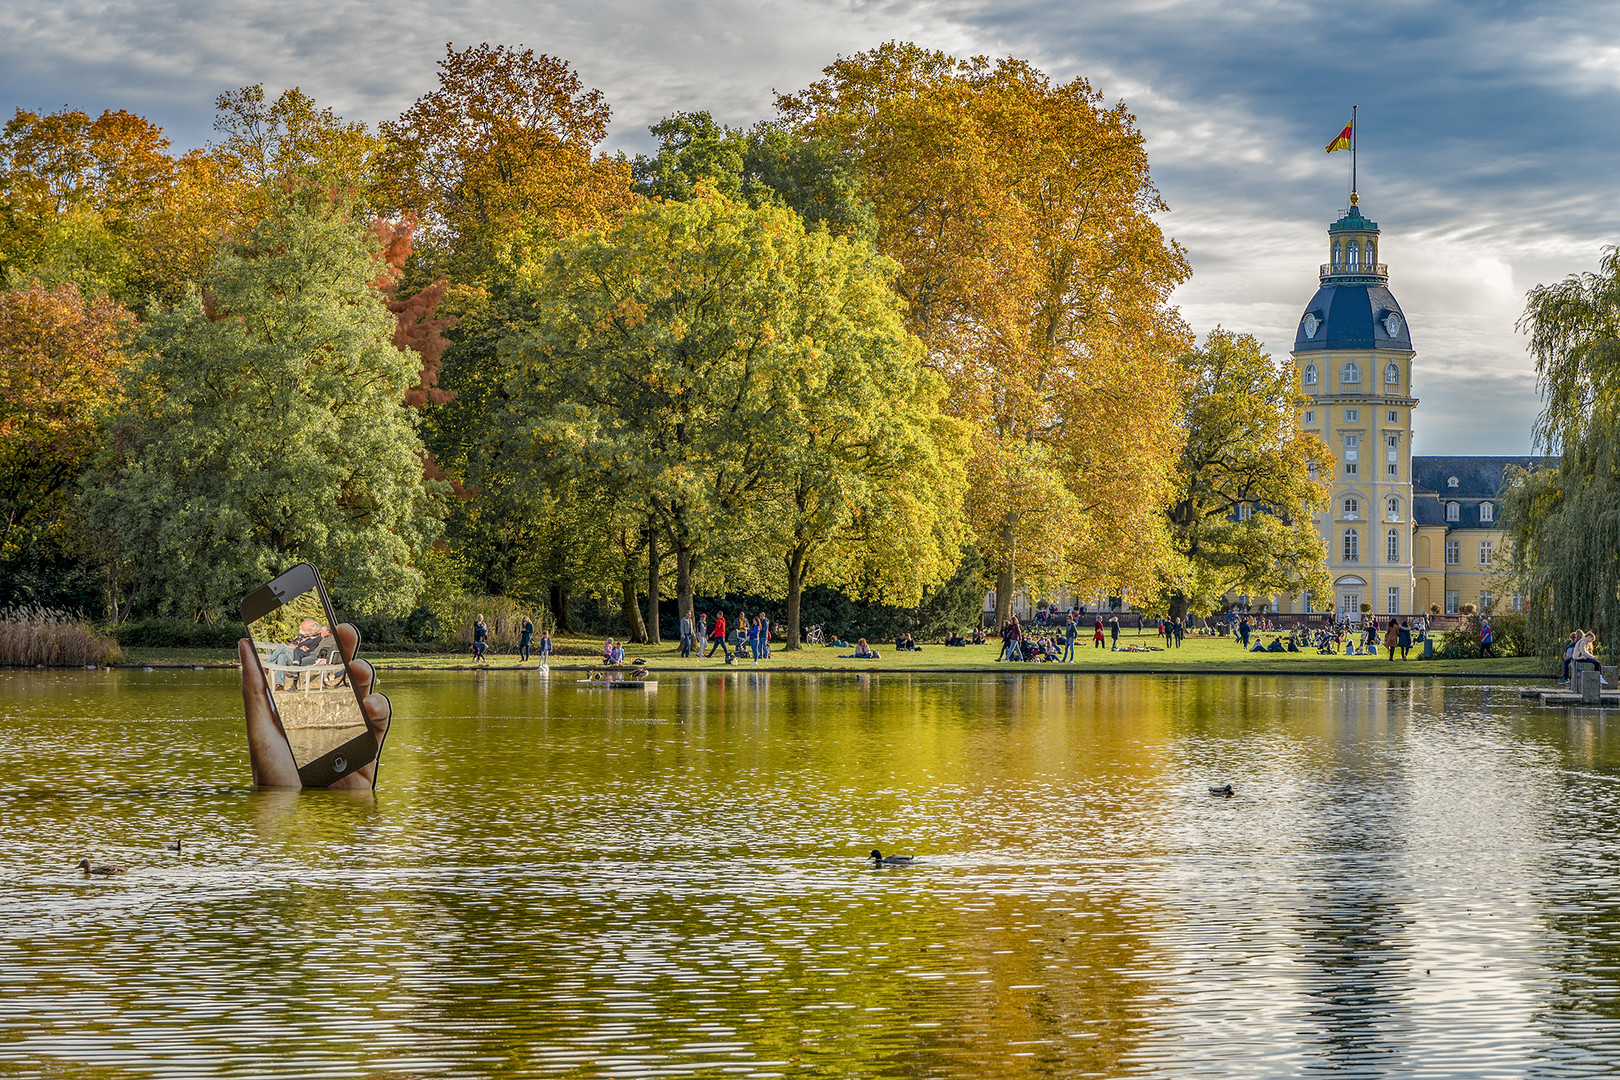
(3, 668, 1620, 1077)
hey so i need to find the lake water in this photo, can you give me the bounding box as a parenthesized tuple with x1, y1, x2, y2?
(2, 668, 1618, 1077)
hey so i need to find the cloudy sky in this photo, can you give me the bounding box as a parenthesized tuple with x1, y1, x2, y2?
(5, 0, 1615, 453)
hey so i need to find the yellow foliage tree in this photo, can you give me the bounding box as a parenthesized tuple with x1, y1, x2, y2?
(780, 43, 1191, 625)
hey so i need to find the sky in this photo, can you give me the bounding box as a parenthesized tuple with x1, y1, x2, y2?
(5, 0, 1616, 454)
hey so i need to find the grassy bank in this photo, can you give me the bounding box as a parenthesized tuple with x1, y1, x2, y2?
(113, 633, 1544, 677)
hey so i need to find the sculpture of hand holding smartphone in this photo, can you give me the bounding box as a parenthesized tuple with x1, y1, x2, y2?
(239, 563, 391, 788)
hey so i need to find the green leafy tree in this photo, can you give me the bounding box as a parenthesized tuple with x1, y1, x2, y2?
(1145, 329, 1333, 620)
(85, 194, 446, 620)
(632, 112, 874, 239)
(1502, 248, 1620, 663)
(499, 191, 947, 633)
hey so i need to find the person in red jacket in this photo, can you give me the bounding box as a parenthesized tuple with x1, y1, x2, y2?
(706, 612, 729, 660)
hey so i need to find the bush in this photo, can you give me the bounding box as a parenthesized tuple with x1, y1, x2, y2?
(1, 605, 121, 666)
(111, 617, 242, 649)
(1438, 610, 1528, 659)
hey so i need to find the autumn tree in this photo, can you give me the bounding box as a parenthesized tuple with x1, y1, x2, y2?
(0, 107, 176, 299)
(1144, 329, 1333, 621)
(376, 42, 634, 284)
(0, 281, 134, 608)
(780, 44, 1192, 625)
(212, 85, 380, 201)
(85, 192, 446, 619)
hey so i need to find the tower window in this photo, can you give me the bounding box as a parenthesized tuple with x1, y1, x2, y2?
(1385, 362, 1400, 385)
(1387, 529, 1399, 562)
(1387, 433, 1399, 448)
(1388, 410, 1398, 422)
(1349, 241, 1360, 270)
(1388, 463, 1398, 477)
(1304, 363, 1317, 386)
(1386, 497, 1400, 520)
(1333, 241, 1342, 270)
(1480, 502, 1493, 522)
(1345, 409, 1359, 422)
(1446, 501, 1460, 522)
(1304, 409, 1315, 424)
(1343, 497, 1359, 519)
(1343, 529, 1359, 562)
(1341, 361, 1361, 385)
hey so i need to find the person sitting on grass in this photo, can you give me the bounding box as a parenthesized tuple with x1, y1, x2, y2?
(1265, 637, 1286, 653)
(841, 638, 880, 660)
(971, 627, 986, 645)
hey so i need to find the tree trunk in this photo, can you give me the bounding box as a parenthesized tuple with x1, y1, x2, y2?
(784, 549, 806, 650)
(1168, 590, 1190, 622)
(645, 524, 661, 645)
(994, 565, 1015, 630)
(549, 584, 572, 633)
(676, 543, 694, 631)
(621, 578, 648, 644)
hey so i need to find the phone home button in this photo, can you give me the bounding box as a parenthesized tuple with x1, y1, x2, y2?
(332, 756, 347, 773)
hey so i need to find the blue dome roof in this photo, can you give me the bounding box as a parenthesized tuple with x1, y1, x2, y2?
(1294, 282, 1411, 351)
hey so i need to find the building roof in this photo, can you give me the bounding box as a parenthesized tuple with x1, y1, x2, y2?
(1412, 456, 1547, 497)
(1294, 282, 1412, 352)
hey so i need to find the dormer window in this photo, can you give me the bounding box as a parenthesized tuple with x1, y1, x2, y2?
(1385, 362, 1400, 385)
(1447, 476, 1459, 488)
(1341, 361, 1361, 386)
(1303, 363, 1317, 386)
(1480, 502, 1493, 523)
(1446, 501, 1460, 522)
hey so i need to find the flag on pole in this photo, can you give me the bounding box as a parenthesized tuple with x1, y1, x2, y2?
(1325, 121, 1353, 153)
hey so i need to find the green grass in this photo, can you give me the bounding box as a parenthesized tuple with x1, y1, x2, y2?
(117, 632, 1542, 677)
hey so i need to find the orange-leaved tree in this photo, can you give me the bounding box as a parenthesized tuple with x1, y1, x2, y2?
(780, 44, 1191, 625)
(0, 281, 135, 566)
(376, 42, 634, 284)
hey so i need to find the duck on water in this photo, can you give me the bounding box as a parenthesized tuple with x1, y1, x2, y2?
(869, 849, 915, 865)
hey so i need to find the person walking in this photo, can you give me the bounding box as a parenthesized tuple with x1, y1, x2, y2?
(537, 627, 552, 669)
(760, 612, 772, 658)
(1108, 614, 1120, 650)
(1238, 616, 1251, 649)
(679, 611, 694, 658)
(471, 614, 489, 664)
(1397, 620, 1411, 660)
(697, 612, 709, 658)
(1480, 618, 1494, 658)
(707, 612, 728, 660)
(1173, 617, 1185, 649)
(518, 614, 534, 663)
(748, 614, 762, 664)
(1063, 615, 1077, 662)
(1093, 618, 1105, 649)
(728, 612, 744, 662)
(1384, 620, 1399, 661)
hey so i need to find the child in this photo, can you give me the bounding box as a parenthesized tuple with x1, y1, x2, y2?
(537, 628, 552, 670)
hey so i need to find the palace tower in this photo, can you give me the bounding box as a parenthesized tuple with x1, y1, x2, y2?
(1292, 200, 1416, 621)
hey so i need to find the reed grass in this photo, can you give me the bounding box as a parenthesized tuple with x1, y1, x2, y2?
(0, 604, 122, 667)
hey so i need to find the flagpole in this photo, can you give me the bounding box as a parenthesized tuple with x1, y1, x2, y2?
(1351, 104, 1358, 207)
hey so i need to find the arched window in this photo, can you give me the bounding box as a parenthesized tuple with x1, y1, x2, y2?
(1343, 497, 1359, 519)
(1386, 497, 1400, 520)
(1385, 362, 1400, 385)
(1343, 529, 1359, 562)
(1366, 242, 1376, 266)
(1446, 501, 1460, 522)
(1387, 529, 1400, 562)
(1480, 502, 1494, 523)
(1333, 241, 1342, 270)
(1303, 363, 1317, 386)
(1341, 361, 1361, 385)
(1348, 241, 1360, 270)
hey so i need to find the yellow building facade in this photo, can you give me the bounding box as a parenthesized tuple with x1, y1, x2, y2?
(1273, 200, 1536, 620)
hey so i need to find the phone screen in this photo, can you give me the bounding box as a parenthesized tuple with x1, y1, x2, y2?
(241, 563, 378, 787)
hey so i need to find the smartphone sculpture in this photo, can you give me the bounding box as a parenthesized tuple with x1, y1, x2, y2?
(241, 563, 382, 788)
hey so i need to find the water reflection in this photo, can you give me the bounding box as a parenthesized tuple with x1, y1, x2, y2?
(3, 668, 1620, 1076)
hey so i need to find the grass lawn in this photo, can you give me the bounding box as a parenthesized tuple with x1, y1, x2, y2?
(117, 632, 1543, 678)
